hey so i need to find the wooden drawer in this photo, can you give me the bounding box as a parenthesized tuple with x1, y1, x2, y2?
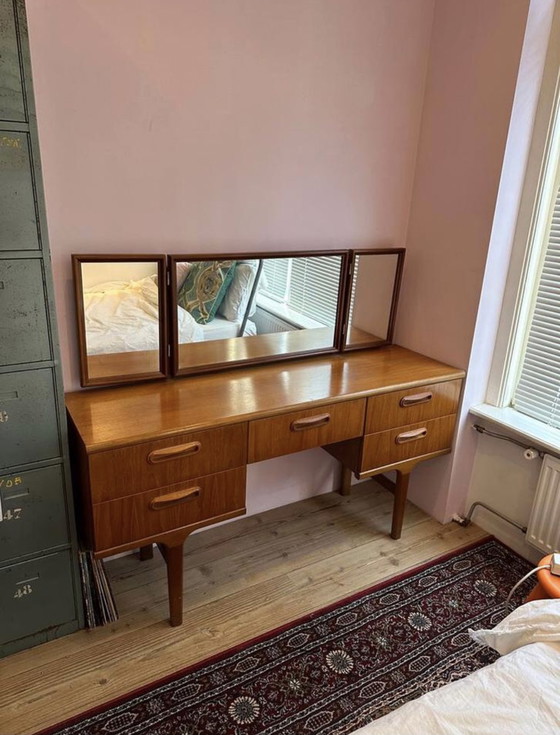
(248, 399, 366, 463)
(92, 467, 246, 551)
(366, 379, 462, 434)
(88, 423, 247, 502)
(362, 414, 457, 472)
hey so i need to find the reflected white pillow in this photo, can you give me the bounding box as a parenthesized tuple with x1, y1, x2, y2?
(176, 262, 192, 291)
(218, 262, 258, 322)
(470, 598, 560, 655)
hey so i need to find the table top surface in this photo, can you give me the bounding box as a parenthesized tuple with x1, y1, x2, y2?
(66, 345, 465, 453)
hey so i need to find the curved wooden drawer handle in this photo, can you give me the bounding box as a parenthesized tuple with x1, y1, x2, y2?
(290, 413, 331, 432)
(147, 441, 202, 464)
(395, 428, 428, 444)
(149, 486, 201, 510)
(399, 392, 433, 407)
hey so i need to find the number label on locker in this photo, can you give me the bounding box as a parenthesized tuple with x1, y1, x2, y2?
(0, 465, 69, 561)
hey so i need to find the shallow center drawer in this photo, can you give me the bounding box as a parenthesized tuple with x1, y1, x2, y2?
(88, 423, 247, 502)
(248, 399, 366, 463)
(92, 466, 246, 551)
(366, 379, 462, 434)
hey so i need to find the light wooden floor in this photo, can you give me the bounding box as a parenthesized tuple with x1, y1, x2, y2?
(1, 481, 486, 735)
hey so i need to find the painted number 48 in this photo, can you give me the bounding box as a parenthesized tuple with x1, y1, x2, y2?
(14, 583, 32, 599)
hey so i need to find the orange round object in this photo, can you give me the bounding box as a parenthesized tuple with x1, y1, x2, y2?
(525, 555, 560, 602)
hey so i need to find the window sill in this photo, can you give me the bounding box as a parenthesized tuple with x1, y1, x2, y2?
(255, 294, 328, 330)
(470, 403, 560, 454)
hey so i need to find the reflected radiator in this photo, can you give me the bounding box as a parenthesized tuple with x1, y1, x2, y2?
(526, 454, 560, 553)
(253, 307, 298, 334)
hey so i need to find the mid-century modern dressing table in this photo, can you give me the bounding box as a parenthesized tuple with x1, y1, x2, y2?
(66, 345, 463, 626)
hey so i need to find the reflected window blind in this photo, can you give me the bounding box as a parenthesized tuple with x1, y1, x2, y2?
(514, 185, 560, 428)
(261, 256, 341, 327)
(347, 256, 360, 325)
(261, 259, 290, 302)
(290, 256, 341, 327)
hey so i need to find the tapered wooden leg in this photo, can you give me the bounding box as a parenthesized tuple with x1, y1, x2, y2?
(139, 544, 154, 561)
(338, 465, 353, 496)
(391, 470, 410, 540)
(158, 542, 185, 626)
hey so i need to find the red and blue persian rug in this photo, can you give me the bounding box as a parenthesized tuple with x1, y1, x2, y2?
(39, 538, 532, 735)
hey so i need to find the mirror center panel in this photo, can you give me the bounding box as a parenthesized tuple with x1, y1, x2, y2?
(172, 253, 345, 374)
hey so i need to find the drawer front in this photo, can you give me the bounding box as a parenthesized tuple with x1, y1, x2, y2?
(0, 1, 26, 122)
(0, 551, 77, 646)
(362, 415, 457, 472)
(0, 369, 60, 470)
(0, 259, 52, 366)
(0, 465, 69, 562)
(89, 423, 247, 503)
(248, 399, 366, 463)
(365, 379, 462, 434)
(0, 132, 40, 251)
(92, 466, 246, 550)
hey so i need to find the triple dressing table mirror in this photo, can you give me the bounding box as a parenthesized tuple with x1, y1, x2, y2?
(72, 255, 167, 387)
(71, 248, 406, 386)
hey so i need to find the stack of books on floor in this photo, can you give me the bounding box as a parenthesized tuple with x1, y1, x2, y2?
(78, 550, 119, 627)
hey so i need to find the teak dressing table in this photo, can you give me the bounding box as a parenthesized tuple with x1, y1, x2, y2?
(66, 345, 464, 626)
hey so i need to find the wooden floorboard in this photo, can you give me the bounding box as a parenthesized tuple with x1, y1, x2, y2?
(0, 481, 487, 735)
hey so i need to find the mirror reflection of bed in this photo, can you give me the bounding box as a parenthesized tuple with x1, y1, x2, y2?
(78, 259, 164, 382)
(174, 255, 343, 371)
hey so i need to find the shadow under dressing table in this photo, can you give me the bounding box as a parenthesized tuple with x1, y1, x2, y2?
(66, 345, 464, 626)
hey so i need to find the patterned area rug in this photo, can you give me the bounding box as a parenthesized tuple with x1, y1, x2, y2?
(40, 538, 532, 735)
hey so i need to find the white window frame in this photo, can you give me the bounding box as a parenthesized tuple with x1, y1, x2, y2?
(486, 3, 560, 415)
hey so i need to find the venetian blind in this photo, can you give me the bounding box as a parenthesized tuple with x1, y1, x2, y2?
(513, 184, 560, 428)
(261, 258, 290, 302)
(290, 256, 341, 327)
(261, 256, 341, 327)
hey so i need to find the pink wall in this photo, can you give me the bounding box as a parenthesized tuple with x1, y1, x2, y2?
(24, 0, 533, 525)
(395, 0, 530, 520)
(26, 0, 435, 518)
(26, 0, 435, 391)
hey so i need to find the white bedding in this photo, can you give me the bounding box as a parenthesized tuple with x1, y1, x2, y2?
(197, 313, 257, 340)
(84, 276, 252, 355)
(353, 600, 560, 735)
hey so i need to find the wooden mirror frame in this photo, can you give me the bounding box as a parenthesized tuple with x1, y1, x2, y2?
(169, 250, 350, 377)
(71, 248, 406, 387)
(72, 254, 168, 387)
(340, 248, 406, 352)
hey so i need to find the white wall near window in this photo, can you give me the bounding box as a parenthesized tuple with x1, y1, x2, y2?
(462, 0, 559, 559)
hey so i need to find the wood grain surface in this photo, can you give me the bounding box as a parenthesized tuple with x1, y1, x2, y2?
(66, 346, 464, 453)
(88, 423, 247, 502)
(248, 399, 365, 462)
(92, 467, 246, 550)
(365, 378, 462, 433)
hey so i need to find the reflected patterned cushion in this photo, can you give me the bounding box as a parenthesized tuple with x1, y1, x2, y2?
(177, 260, 237, 324)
